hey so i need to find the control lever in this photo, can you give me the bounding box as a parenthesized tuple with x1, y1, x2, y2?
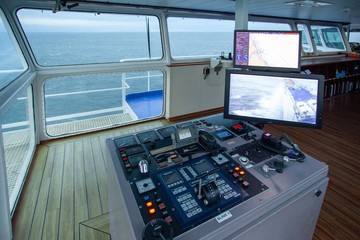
(139, 159, 149, 174)
(261, 164, 283, 173)
(194, 173, 220, 206)
(283, 155, 300, 163)
(261, 164, 275, 173)
(142, 219, 173, 240)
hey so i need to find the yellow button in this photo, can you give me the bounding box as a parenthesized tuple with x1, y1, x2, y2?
(149, 208, 156, 214)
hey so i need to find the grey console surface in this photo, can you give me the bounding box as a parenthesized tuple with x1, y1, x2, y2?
(106, 114, 328, 240)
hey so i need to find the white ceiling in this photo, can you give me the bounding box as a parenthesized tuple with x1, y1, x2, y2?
(87, 0, 360, 25)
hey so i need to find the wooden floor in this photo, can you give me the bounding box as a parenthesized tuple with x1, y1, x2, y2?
(12, 92, 360, 240)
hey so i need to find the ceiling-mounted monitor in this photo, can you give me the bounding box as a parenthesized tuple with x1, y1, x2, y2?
(224, 69, 324, 129)
(233, 30, 301, 72)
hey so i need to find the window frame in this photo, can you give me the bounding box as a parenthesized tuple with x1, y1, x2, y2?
(164, 11, 235, 63)
(295, 21, 350, 56)
(0, 9, 28, 91)
(16, 8, 165, 68)
(42, 70, 166, 138)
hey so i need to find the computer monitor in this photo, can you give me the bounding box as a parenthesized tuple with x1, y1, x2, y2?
(224, 69, 324, 128)
(233, 30, 301, 72)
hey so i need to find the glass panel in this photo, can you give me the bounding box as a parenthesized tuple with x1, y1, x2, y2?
(349, 32, 360, 43)
(167, 17, 234, 59)
(310, 25, 346, 52)
(0, 10, 28, 90)
(45, 71, 164, 136)
(297, 24, 314, 53)
(1, 86, 35, 212)
(248, 21, 291, 31)
(17, 9, 162, 66)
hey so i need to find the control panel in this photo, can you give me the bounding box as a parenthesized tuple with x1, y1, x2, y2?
(107, 114, 328, 240)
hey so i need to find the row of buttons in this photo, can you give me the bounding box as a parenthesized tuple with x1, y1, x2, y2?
(172, 186, 187, 195)
(226, 163, 250, 188)
(176, 193, 202, 218)
(167, 180, 183, 188)
(217, 180, 239, 200)
(119, 148, 132, 173)
(143, 195, 173, 223)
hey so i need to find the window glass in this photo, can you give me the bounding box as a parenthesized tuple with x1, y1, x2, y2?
(167, 17, 234, 59)
(44, 71, 164, 136)
(0, 10, 28, 90)
(17, 9, 162, 66)
(248, 21, 291, 31)
(297, 24, 314, 53)
(349, 32, 360, 43)
(2, 86, 35, 212)
(310, 25, 346, 52)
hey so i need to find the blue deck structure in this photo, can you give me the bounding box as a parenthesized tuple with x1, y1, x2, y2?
(126, 90, 163, 119)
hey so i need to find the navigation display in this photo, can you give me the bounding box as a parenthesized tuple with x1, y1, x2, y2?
(162, 171, 182, 187)
(224, 69, 324, 128)
(233, 30, 301, 72)
(193, 160, 213, 174)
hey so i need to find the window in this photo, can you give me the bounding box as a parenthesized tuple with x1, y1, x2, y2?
(0, 10, 28, 90)
(44, 71, 164, 136)
(297, 24, 314, 53)
(248, 21, 291, 31)
(167, 17, 234, 59)
(349, 32, 360, 43)
(17, 9, 162, 66)
(1, 86, 35, 212)
(310, 25, 346, 52)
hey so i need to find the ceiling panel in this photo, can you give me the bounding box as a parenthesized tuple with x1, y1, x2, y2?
(58, 0, 360, 24)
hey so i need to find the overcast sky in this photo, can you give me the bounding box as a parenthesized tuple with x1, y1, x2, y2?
(17, 9, 235, 32)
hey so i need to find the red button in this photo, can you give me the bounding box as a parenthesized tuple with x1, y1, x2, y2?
(158, 203, 166, 210)
(233, 172, 240, 178)
(125, 163, 131, 168)
(165, 216, 173, 223)
(242, 181, 250, 188)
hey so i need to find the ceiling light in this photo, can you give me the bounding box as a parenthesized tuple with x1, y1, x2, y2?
(285, 0, 334, 7)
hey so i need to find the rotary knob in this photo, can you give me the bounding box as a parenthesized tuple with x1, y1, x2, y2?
(239, 156, 249, 165)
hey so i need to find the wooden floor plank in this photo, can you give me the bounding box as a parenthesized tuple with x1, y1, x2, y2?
(11, 146, 49, 240)
(82, 138, 102, 218)
(46, 144, 65, 212)
(90, 136, 109, 213)
(73, 140, 89, 240)
(27, 146, 57, 240)
(74, 140, 87, 208)
(59, 142, 75, 240)
(42, 208, 60, 240)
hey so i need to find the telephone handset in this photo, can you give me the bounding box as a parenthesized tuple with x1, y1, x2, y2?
(198, 130, 217, 152)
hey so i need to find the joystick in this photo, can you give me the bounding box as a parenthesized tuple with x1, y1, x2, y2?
(194, 179, 220, 206)
(142, 219, 173, 240)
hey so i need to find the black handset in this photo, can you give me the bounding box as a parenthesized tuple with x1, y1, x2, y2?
(198, 130, 217, 151)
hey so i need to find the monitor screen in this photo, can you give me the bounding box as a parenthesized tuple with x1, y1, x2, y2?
(224, 69, 324, 128)
(233, 30, 301, 72)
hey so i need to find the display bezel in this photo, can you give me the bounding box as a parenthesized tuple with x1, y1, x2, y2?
(233, 30, 302, 72)
(223, 69, 324, 129)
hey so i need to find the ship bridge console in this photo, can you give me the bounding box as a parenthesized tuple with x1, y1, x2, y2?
(106, 114, 328, 240)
